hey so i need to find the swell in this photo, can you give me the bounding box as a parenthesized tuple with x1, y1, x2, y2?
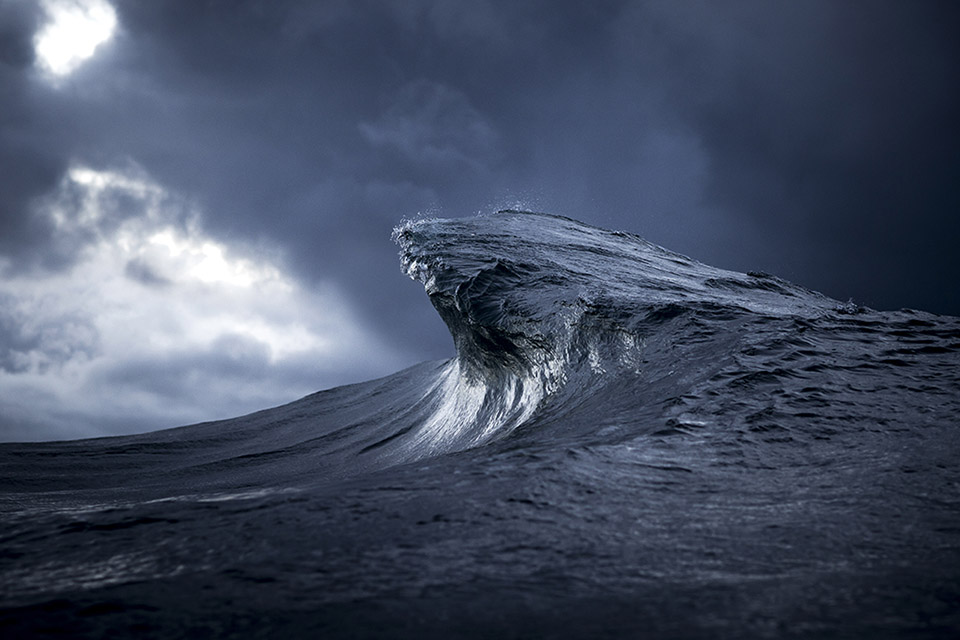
(0, 209, 906, 501)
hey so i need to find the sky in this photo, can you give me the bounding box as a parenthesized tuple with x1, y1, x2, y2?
(1, 0, 958, 441)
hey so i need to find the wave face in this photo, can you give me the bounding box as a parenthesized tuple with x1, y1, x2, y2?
(2, 210, 959, 638)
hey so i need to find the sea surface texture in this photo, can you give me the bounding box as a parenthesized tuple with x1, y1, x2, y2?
(2, 210, 959, 638)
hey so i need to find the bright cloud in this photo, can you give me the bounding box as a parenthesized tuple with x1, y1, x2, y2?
(0, 165, 407, 441)
(34, 0, 117, 76)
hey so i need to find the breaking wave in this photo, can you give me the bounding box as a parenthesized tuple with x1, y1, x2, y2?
(382, 210, 835, 458)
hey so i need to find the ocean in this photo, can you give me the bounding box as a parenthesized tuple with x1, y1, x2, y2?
(2, 210, 958, 638)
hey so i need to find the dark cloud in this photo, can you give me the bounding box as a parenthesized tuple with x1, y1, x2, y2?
(616, 1, 960, 312)
(97, 333, 273, 401)
(1, 0, 958, 439)
(6, 0, 960, 314)
(124, 257, 172, 287)
(0, 0, 39, 68)
(0, 293, 100, 374)
(0, 294, 41, 374)
(0, 1, 52, 246)
(360, 78, 502, 181)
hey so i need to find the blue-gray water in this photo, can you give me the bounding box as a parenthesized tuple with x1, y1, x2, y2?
(2, 211, 959, 638)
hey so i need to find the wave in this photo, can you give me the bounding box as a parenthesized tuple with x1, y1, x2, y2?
(384, 210, 836, 457)
(1, 210, 954, 500)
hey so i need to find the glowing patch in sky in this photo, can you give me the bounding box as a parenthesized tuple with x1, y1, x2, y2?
(54, 166, 324, 358)
(34, 0, 117, 76)
(0, 165, 407, 440)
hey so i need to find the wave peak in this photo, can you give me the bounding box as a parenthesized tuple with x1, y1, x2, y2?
(386, 210, 836, 456)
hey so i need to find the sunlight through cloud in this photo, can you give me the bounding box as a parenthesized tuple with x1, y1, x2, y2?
(34, 0, 117, 76)
(0, 165, 406, 440)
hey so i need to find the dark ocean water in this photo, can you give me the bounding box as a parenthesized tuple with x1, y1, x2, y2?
(2, 210, 959, 638)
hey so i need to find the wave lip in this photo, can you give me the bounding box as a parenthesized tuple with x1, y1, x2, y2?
(394, 210, 832, 353)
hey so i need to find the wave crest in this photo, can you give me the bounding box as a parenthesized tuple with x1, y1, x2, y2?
(386, 210, 835, 458)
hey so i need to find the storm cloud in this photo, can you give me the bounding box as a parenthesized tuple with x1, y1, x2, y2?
(1, 0, 958, 440)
